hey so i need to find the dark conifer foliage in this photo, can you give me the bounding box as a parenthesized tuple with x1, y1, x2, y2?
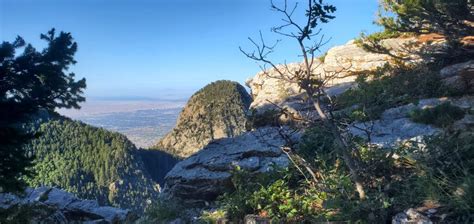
(0, 29, 86, 192)
(378, 0, 473, 38)
(25, 117, 158, 210)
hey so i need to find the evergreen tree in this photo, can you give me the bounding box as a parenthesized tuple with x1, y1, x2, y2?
(378, 0, 473, 38)
(0, 29, 86, 192)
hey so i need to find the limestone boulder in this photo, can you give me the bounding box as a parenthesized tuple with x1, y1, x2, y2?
(162, 127, 298, 205)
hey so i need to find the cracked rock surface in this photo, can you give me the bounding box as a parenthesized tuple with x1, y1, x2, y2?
(162, 127, 298, 205)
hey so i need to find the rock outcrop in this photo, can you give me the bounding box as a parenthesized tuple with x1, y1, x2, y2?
(155, 80, 252, 158)
(350, 96, 474, 147)
(246, 37, 418, 114)
(245, 35, 473, 145)
(440, 60, 474, 93)
(0, 187, 137, 223)
(162, 127, 298, 206)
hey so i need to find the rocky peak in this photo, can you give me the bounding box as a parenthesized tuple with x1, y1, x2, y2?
(154, 80, 252, 158)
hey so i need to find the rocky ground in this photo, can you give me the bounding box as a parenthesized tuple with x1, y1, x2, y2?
(158, 36, 473, 223)
(0, 187, 137, 223)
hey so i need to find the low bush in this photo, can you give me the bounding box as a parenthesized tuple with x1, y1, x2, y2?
(144, 199, 183, 223)
(354, 30, 402, 51)
(407, 132, 474, 222)
(199, 209, 226, 223)
(318, 52, 328, 62)
(218, 165, 290, 220)
(409, 102, 465, 127)
(335, 63, 445, 121)
(218, 127, 409, 222)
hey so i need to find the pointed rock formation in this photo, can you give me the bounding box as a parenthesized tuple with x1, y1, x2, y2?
(154, 80, 252, 158)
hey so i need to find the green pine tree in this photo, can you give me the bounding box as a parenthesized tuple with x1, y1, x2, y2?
(0, 29, 86, 192)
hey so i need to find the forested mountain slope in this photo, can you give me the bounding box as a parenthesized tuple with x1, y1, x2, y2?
(24, 116, 161, 211)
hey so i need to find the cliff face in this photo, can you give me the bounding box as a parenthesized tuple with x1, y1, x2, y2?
(245, 37, 425, 114)
(245, 35, 473, 146)
(154, 80, 252, 158)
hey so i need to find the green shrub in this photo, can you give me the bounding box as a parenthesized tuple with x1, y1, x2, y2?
(354, 30, 402, 51)
(219, 166, 353, 222)
(218, 166, 285, 220)
(318, 52, 328, 62)
(335, 63, 445, 120)
(410, 102, 465, 127)
(249, 179, 300, 220)
(297, 125, 337, 168)
(144, 199, 183, 223)
(411, 132, 474, 222)
(199, 209, 226, 223)
(218, 127, 401, 222)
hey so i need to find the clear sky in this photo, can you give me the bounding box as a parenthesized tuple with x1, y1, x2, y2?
(1, 0, 381, 99)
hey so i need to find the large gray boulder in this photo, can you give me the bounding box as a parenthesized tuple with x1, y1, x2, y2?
(0, 187, 137, 223)
(162, 127, 297, 205)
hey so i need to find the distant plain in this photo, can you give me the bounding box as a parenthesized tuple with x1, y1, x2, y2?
(58, 99, 185, 148)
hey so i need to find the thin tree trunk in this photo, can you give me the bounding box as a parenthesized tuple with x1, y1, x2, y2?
(309, 95, 366, 200)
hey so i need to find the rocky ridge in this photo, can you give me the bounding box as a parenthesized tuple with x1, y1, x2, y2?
(350, 95, 474, 147)
(246, 37, 473, 145)
(245, 35, 457, 116)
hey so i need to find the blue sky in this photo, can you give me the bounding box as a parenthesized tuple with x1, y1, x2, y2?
(1, 0, 381, 99)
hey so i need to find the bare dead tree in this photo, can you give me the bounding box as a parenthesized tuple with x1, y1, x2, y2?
(241, 0, 367, 199)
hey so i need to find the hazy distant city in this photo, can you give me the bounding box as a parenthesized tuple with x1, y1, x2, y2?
(58, 98, 185, 148)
